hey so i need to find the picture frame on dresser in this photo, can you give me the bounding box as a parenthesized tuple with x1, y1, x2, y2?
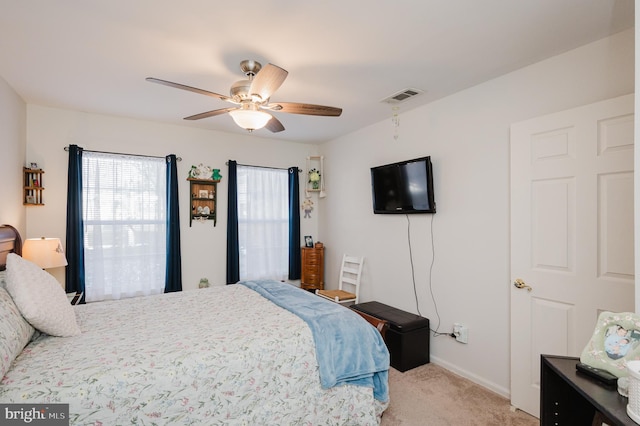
(580, 311, 640, 377)
(304, 236, 313, 247)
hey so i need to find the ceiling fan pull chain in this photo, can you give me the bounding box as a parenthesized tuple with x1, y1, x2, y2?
(392, 106, 400, 140)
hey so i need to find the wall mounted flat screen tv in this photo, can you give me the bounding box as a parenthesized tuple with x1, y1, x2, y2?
(371, 156, 436, 214)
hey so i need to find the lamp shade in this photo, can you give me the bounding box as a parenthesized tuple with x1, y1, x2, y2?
(22, 237, 68, 269)
(229, 109, 272, 131)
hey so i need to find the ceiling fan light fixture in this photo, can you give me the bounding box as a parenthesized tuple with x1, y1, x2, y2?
(147, 59, 341, 134)
(229, 108, 272, 131)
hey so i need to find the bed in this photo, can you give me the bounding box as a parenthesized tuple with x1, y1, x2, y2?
(0, 225, 389, 425)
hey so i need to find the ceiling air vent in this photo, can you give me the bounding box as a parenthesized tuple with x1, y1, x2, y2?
(381, 88, 424, 104)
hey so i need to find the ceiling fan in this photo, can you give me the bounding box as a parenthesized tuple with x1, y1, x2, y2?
(146, 60, 342, 133)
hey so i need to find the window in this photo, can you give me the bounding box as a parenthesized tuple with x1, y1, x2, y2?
(237, 166, 289, 281)
(82, 152, 166, 302)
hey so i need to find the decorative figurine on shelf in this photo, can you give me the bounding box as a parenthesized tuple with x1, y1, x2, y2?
(308, 168, 321, 190)
(198, 278, 210, 288)
(189, 164, 214, 180)
(302, 198, 314, 218)
(212, 169, 222, 180)
(200, 164, 212, 179)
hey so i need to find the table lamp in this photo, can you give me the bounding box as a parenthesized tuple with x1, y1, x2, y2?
(22, 237, 68, 269)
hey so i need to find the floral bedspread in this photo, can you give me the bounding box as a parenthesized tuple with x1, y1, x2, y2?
(1, 285, 387, 425)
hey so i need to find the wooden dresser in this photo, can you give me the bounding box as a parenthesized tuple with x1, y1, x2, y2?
(301, 245, 324, 291)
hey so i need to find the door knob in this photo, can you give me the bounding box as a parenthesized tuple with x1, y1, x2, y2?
(514, 278, 532, 292)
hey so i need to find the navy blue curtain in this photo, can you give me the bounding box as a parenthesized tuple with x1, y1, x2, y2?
(65, 145, 86, 303)
(288, 167, 301, 280)
(165, 155, 182, 292)
(226, 160, 240, 284)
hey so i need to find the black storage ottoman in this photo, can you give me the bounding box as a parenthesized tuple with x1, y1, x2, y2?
(351, 301, 430, 372)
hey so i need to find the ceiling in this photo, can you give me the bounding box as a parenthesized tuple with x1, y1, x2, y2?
(0, 1, 634, 144)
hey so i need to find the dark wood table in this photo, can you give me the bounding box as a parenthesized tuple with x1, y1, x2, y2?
(541, 355, 635, 425)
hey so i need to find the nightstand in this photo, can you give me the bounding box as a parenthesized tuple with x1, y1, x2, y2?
(301, 245, 324, 291)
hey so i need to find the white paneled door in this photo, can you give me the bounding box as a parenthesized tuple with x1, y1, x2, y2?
(510, 94, 634, 417)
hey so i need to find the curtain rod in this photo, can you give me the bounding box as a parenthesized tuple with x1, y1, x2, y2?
(64, 146, 181, 162)
(226, 161, 302, 173)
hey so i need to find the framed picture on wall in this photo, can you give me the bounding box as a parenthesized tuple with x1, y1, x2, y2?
(198, 190, 209, 198)
(304, 236, 314, 248)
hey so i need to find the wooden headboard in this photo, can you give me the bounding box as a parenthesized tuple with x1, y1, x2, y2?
(0, 225, 21, 271)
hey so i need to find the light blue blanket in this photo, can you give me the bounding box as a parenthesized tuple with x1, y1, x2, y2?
(238, 280, 390, 402)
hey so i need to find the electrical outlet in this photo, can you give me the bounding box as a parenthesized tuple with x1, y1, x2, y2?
(453, 323, 468, 344)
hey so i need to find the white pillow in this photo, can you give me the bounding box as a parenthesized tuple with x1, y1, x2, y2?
(5, 253, 81, 337)
(0, 287, 34, 377)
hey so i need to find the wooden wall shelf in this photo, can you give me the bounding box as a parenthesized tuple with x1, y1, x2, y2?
(188, 178, 220, 226)
(23, 168, 44, 206)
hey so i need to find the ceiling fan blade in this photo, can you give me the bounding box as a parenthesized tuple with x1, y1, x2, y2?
(184, 107, 236, 121)
(146, 77, 231, 102)
(249, 63, 288, 101)
(269, 102, 342, 117)
(265, 115, 285, 133)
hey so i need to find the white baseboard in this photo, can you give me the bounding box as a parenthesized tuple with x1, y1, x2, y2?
(429, 355, 511, 399)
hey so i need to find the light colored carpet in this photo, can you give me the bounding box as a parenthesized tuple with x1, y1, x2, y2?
(380, 363, 539, 425)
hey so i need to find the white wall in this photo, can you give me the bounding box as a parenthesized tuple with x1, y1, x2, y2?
(320, 28, 634, 396)
(25, 106, 319, 289)
(0, 75, 27, 235)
